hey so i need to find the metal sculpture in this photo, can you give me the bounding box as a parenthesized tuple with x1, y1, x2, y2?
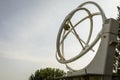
(56, 1, 119, 80)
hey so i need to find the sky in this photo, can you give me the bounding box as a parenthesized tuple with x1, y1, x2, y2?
(0, 0, 119, 80)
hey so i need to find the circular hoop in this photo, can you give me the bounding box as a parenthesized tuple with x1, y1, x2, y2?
(56, 1, 106, 71)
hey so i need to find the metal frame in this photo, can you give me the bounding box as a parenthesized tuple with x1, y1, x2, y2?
(56, 1, 120, 80)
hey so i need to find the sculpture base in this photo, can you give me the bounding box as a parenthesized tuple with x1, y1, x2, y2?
(55, 73, 120, 80)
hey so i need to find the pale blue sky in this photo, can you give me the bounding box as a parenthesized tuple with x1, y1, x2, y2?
(0, 0, 119, 80)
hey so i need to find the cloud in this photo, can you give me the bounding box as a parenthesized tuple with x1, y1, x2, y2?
(0, 0, 119, 78)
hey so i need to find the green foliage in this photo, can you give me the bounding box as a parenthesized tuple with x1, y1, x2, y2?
(113, 6, 120, 75)
(117, 7, 120, 21)
(117, 6, 120, 38)
(29, 67, 66, 80)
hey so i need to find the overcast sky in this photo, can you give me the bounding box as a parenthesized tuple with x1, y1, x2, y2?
(0, 0, 119, 80)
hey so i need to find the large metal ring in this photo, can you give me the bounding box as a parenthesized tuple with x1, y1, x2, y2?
(56, 1, 106, 71)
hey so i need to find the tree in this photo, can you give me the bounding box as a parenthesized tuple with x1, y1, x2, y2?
(29, 67, 66, 80)
(113, 6, 120, 75)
